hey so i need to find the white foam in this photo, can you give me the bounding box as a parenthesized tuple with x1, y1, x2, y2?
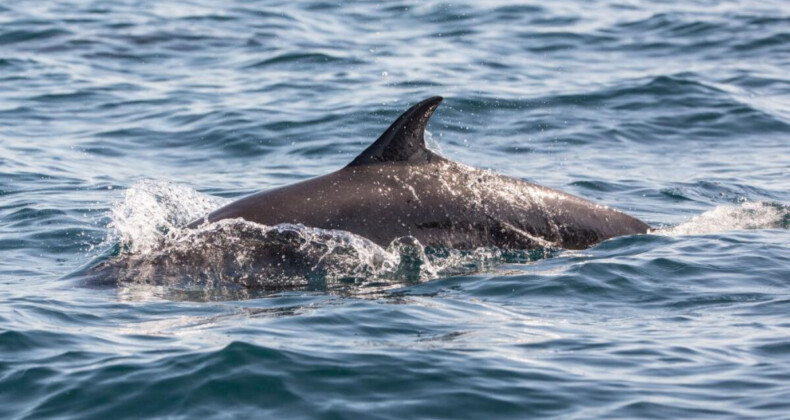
(654, 201, 788, 237)
(107, 180, 228, 254)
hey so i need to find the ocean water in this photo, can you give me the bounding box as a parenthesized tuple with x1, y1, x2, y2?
(1, 0, 789, 418)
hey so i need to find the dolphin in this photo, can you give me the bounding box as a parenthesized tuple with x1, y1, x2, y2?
(189, 96, 649, 250)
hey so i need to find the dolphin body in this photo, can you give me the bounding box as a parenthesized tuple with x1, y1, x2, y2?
(189, 97, 649, 250)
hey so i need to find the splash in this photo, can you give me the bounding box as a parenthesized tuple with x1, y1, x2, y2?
(654, 201, 789, 236)
(107, 180, 228, 254)
(96, 219, 402, 289)
(424, 129, 444, 156)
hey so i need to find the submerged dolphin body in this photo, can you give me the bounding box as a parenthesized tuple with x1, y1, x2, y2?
(190, 97, 649, 250)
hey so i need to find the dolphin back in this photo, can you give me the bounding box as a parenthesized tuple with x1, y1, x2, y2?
(191, 96, 650, 250)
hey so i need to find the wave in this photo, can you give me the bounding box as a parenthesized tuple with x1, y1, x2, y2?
(449, 74, 789, 137)
(243, 53, 365, 69)
(0, 28, 71, 46)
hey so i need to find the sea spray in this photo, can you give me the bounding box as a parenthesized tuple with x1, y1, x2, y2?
(654, 201, 788, 236)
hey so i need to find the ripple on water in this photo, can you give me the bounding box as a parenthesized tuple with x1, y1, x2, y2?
(1, 0, 790, 418)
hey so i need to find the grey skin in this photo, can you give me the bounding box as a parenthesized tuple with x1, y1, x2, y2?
(189, 96, 649, 250)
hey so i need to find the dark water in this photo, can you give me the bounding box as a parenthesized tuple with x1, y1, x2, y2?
(2, 0, 790, 418)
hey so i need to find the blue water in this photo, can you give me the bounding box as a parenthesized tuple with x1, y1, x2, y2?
(2, 0, 790, 418)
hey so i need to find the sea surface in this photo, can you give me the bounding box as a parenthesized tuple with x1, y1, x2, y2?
(1, 0, 789, 418)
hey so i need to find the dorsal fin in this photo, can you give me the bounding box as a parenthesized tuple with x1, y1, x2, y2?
(347, 96, 443, 167)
